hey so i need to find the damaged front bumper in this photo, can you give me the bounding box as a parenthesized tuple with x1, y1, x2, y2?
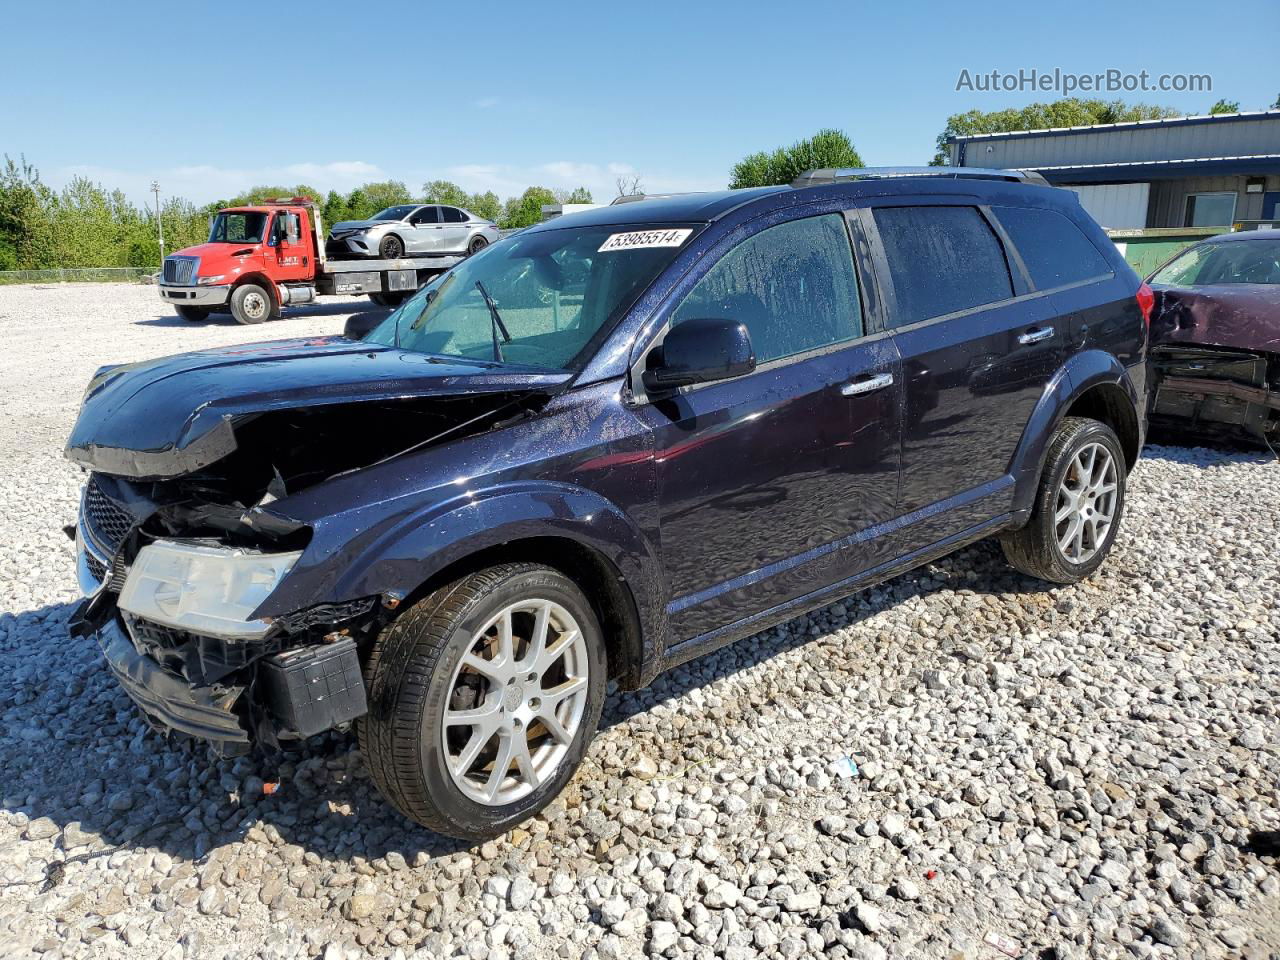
(98, 617, 251, 747)
(1149, 345, 1280, 445)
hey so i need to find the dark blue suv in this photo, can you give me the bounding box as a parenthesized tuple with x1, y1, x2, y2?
(67, 168, 1150, 840)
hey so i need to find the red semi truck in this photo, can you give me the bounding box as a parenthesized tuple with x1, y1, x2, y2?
(157, 198, 462, 325)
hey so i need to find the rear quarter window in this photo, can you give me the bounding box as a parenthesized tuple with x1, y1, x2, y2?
(994, 206, 1113, 290)
(872, 206, 1013, 327)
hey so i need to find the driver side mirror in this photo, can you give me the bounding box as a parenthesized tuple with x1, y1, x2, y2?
(642, 317, 755, 394)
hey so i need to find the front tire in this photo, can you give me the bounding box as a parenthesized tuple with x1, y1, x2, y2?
(229, 283, 271, 325)
(176, 305, 211, 322)
(1000, 416, 1127, 584)
(359, 563, 607, 841)
(379, 235, 404, 259)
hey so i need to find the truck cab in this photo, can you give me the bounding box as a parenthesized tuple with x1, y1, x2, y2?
(158, 199, 321, 325)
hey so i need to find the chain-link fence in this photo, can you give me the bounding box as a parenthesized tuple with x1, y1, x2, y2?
(0, 267, 155, 285)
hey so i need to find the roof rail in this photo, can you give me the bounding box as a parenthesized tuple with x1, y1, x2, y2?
(610, 191, 705, 205)
(791, 166, 1051, 188)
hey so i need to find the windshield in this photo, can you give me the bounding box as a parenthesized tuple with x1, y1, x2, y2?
(208, 211, 268, 244)
(371, 205, 418, 222)
(1152, 238, 1280, 286)
(364, 223, 697, 370)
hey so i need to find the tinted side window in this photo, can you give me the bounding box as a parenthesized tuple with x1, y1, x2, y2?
(994, 206, 1113, 290)
(413, 207, 440, 224)
(442, 207, 466, 223)
(672, 214, 862, 364)
(872, 206, 1013, 327)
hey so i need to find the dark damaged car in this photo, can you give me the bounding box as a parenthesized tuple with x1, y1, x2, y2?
(1147, 230, 1280, 446)
(68, 169, 1149, 840)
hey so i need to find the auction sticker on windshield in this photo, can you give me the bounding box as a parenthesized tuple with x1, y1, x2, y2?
(598, 228, 693, 252)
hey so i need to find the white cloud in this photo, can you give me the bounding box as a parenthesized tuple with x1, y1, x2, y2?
(473, 97, 500, 109)
(438, 160, 720, 204)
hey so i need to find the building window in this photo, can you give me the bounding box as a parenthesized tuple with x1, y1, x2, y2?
(1184, 192, 1238, 228)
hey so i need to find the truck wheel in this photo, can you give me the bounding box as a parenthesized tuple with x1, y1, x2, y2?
(229, 283, 271, 325)
(468, 236, 488, 256)
(176, 306, 211, 322)
(379, 235, 404, 259)
(368, 293, 391, 307)
(358, 563, 607, 841)
(1000, 416, 1127, 584)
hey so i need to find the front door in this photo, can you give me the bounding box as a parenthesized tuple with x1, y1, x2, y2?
(269, 211, 311, 283)
(640, 212, 903, 641)
(408, 205, 442, 253)
(861, 201, 1062, 551)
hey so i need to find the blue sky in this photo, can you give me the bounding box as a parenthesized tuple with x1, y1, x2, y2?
(4, 0, 1277, 207)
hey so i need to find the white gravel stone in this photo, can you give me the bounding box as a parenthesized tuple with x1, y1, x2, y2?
(0, 283, 1278, 959)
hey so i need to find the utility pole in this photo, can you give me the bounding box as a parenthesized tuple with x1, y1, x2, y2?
(151, 181, 165, 266)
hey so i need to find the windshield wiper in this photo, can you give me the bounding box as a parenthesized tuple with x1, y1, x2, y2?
(475, 280, 511, 363)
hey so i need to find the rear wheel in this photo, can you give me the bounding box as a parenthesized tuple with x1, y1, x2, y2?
(468, 235, 488, 256)
(176, 305, 211, 322)
(1000, 416, 1127, 584)
(358, 563, 606, 841)
(229, 283, 271, 325)
(379, 235, 404, 259)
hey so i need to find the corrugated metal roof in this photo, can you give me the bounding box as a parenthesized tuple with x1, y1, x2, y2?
(947, 109, 1280, 144)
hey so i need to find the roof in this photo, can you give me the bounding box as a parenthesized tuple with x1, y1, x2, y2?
(947, 109, 1280, 144)
(1029, 155, 1280, 184)
(524, 187, 785, 230)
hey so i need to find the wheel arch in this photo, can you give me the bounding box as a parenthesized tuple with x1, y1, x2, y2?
(231, 272, 280, 311)
(1009, 351, 1144, 519)
(263, 484, 671, 689)
(404, 536, 647, 689)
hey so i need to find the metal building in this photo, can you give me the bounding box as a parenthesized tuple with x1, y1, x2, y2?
(947, 110, 1280, 230)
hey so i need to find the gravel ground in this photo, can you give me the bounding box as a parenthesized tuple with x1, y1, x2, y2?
(0, 282, 1277, 960)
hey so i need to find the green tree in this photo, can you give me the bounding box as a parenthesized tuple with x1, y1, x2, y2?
(729, 129, 863, 188)
(358, 180, 412, 215)
(554, 186, 593, 204)
(321, 190, 349, 229)
(1208, 99, 1240, 115)
(502, 186, 557, 228)
(0, 155, 55, 269)
(467, 190, 502, 221)
(422, 179, 470, 207)
(931, 98, 1183, 165)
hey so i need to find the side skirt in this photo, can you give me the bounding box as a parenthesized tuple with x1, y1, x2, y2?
(658, 512, 1014, 674)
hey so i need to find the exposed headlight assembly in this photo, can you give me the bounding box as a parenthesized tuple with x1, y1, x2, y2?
(118, 540, 302, 639)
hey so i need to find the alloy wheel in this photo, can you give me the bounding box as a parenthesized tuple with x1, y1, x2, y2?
(1054, 441, 1117, 564)
(441, 599, 590, 806)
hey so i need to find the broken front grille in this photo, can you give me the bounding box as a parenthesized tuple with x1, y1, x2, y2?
(162, 256, 197, 285)
(84, 475, 134, 552)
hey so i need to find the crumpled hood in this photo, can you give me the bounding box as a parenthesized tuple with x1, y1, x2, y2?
(329, 220, 389, 235)
(1151, 283, 1280, 354)
(65, 336, 570, 479)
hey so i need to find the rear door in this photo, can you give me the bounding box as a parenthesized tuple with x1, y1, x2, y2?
(860, 201, 1063, 550)
(639, 211, 903, 640)
(989, 204, 1125, 358)
(439, 207, 471, 253)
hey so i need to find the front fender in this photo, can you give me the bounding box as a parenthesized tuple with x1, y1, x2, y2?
(1008, 350, 1142, 517)
(259, 481, 670, 669)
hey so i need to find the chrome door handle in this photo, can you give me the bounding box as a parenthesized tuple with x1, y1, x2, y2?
(841, 372, 894, 397)
(1018, 326, 1054, 345)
